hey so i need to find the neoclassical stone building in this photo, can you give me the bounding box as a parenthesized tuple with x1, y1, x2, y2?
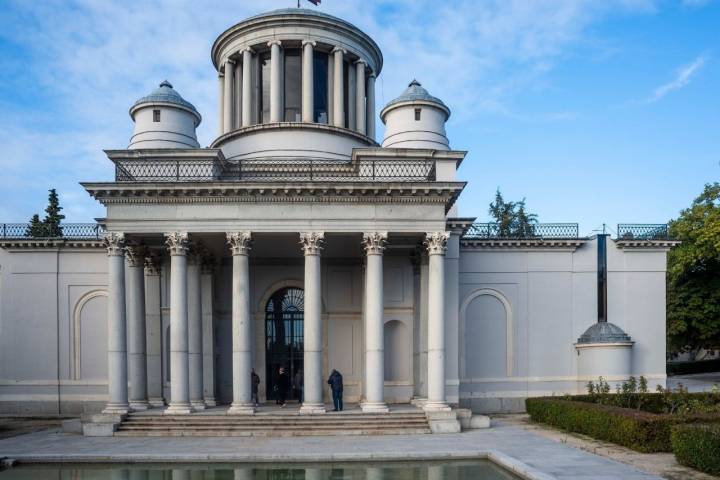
(0, 9, 675, 416)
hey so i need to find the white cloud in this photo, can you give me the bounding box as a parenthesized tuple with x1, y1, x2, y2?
(646, 56, 706, 103)
(0, 0, 660, 221)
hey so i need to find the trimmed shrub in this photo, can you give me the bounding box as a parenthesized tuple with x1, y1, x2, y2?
(671, 424, 720, 476)
(526, 397, 720, 453)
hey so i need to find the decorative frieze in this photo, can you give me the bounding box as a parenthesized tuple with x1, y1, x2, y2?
(424, 231, 449, 255)
(362, 232, 387, 255)
(165, 232, 189, 256)
(227, 231, 252, 256)
(299, 231, 324, 255)
(103, 232, 125, 256)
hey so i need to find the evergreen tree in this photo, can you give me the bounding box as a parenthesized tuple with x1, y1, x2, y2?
(25, 214, 47, 237)
(488, 189, 538, 237)
(43, 189, 65, 237)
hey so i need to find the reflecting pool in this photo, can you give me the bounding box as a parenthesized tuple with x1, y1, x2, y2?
(0, 460, 519, 479)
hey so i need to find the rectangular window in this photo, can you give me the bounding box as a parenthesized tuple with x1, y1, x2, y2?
(313, 53, 329, 123)
(414, 108, 421, 121)
(284, 49, 302, 122)
(153, 109, 161, 122)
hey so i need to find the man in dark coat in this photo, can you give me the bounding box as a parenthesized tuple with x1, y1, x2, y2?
(327, 369, 343, 411)
(277, 367, 289, 407)
(251, 368, 260, 407)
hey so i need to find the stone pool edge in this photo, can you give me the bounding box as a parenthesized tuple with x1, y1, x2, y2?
(1, 450, 554, 480)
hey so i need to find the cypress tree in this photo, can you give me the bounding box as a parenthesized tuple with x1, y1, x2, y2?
(25, 213, 47, 237)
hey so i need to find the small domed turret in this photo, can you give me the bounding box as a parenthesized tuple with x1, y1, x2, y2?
(128, 80, 202, 150)
(380, 79, 450, 150)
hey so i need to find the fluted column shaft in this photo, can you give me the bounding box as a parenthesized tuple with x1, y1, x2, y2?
(332, 47, 345, 127)
(227, 232, 254, 414)
(362, 232, 389, 413)
(103, 233, 129, 414)
(242, 49, 253, 127)
(302, 41, 315, 123)
(366, 73, 376, 140)
(165, 232, 192, 414)
(269, 41, 282, 123)
(187, 250, 205, 410)
(300, 232, 325, 414)
(223, 60, 234, 133)
(424, 232, 450, 412)
(355, 61, 366, 135)
(126, 245, 148, 411)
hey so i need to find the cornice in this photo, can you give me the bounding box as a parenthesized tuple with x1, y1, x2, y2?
(460, 238, 588, 251)
(446, 217, 476, 235)
(0, 239, 105, 250)
(614, 240, 680, 250)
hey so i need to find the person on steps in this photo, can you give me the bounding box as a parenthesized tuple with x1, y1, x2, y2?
(277, 367, 289, 408)
(251, 368, 260, 407)
(328, 369, 343, 412)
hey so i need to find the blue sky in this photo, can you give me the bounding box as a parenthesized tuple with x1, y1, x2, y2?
(0, 0, 718, 236)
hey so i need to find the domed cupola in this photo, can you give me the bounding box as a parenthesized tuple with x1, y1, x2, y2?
(380, 79, 450, 150)
(128, 80, 202, 150)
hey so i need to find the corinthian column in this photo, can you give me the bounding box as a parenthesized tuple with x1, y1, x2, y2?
(362, 232, 389, 413)
(102, 233, 129, 414)
(144, 253, 164, 407)
(299, 232, 325, 414)
(126, 244, 148, 411)
(242, 48, 253, 127)
(227, 232, 254, 414)
(302, 40, 315, 123)
(355, 60, 366, 135)
(332, 47, 346, 128)
(201, 258, 216, 407)
(187, 244, 205, 410)
(269, 40, 282, 123)
(223, 60, 235, 133)
(165, 232, 192, 414)
(366, 73, 376, 140)
(424, 232, 451, 412)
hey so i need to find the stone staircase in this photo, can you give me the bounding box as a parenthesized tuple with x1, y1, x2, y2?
(114, 411, 432, 437)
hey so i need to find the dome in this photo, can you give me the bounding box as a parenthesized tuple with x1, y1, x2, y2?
(381, 79, 450, 118)
(577, 322, 633, 344)
(130, 80, 201, 125)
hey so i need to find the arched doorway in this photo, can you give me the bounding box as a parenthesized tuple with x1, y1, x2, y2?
(265, 287, 304, 402)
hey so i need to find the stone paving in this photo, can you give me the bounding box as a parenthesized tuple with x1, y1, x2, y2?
(0, 417, 660, 480)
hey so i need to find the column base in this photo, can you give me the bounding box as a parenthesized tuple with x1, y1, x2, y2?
(227, 403, 255, 415)
(148, 398, 166, 408)
(410, 397, 428, 408)
(360, 402, 389, 413)
(129, 401, 150, 411)
(423, 400, 451, 412)
(165, 403, 194, 415)
(204, 397, 217, 407)
(191, 400, 207, 411)
(102, 403, 130, 415)
(299, 403, 326, 414)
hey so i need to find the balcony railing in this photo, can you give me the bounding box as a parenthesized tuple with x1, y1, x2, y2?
(0, 223, 106, 240)
(114, 158, 437, 183)
(463, 223, 580, 239)
(616, 224, 670, 240)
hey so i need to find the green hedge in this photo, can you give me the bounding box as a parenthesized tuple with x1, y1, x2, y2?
(671, 424, 720, 475)
(526, 397, 720, 453)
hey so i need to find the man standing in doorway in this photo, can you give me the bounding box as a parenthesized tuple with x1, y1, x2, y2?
(328, 369, 343, 412)
(277, 367, 289, 408)
(251, 368, 260, 407)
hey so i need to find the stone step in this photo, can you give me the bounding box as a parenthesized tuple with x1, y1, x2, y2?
(118, 421, 427, 430)
(114, 427, 431, 437)
(123, 416, 427, 425)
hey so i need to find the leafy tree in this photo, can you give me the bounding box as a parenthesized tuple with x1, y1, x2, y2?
(488, 189, 538, 237)
(43, 188, 65, 237)
(667, 182, 720, 357)
(24, 214, 47, 237)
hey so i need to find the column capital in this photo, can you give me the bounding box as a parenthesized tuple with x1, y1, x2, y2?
(331, 46, 347, 55)
(227, 231, 252, 256)
(224, 58, 236, 67)
(302, 39, 317, 47)
(362, 232, 388, 255)
(354, 58, 367, 67)
(424, 231, 450, 255)
(187, 241, 204, 265)
(241, 46, 254, 55)
(368, 71, 377, 79)
(144, 253, 162, 276)
(267, 40, 282, 48)
(165, 232, 189, 256)
(125, 244, 147, 267)
(300, 232, 324, 256)
(103, 232, 125, 256)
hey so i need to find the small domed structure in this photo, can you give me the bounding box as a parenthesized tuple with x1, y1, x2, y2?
(575, 322, 634, 386)
(380, 80, 450, 150)
(128, 80, 201, 150)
